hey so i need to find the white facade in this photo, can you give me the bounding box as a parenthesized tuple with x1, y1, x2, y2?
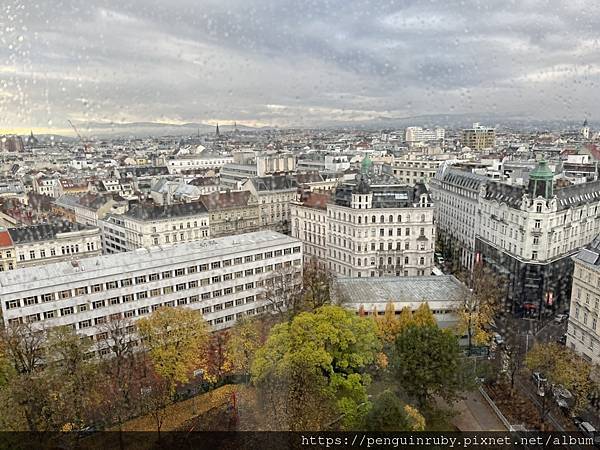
(430, 167, 487, 270)
(10, 226, 102, 269)
(100, 204, 210, 253)
(291, 191, 436, 278)
(0, 231, 303, 354)
(167, 155, 234, 174)
(405, 127, 445, 143)
(566, 244, 600, 364)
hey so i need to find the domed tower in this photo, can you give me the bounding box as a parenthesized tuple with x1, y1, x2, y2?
(528, 160, 554, 199)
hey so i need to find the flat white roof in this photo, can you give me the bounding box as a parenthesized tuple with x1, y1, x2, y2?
(0, 231, 300, 294)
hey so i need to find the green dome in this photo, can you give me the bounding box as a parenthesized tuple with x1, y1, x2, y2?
(361, 155, 373, 173)
(529, 160, 553, 181)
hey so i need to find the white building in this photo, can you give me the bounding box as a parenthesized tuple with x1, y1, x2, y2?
(0, 231, 303, 354)
(566, 238, 600, 364)
(221, 151, 296, 189)
(8, 222, 102, 269)
(291, 161, 435, 278)
(100, 201, 210, 253)
(432, 160, 600, 316)
(166, 154, 234, 174)
(405, 127, 445, 144)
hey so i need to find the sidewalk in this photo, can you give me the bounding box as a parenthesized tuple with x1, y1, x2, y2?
(450, 391, 507, 431)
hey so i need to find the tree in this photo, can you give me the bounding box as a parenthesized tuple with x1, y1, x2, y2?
(0, 322, 45, 375)
(262, 265, 303, 320)
(526, 343, 593, 414)
(224, 318, 263, 380)
(374, 302, 402, 345)
(301, 259, 334, 311)
(456, 263, 502, 354)
(364, 390, 425, 431)
(0, 323, 50, 431)
(412, 303, 437, 328)
(252, 305, 381, 430)
(205, 330, 229, 383)
(393, 324, 463, 408)
(137, 307, 210, 394)
(139, 365, 171, 440)
(45, 326, 100, 431)
(96, 316, 141, 445)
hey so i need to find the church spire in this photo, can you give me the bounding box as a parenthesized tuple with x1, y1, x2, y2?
(216, 123, 220, 136)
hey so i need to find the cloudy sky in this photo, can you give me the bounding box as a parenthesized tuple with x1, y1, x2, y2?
(1, 0, 599, 133)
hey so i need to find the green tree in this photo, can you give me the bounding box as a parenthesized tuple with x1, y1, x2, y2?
(137, 307, 210, 393)
(364, 390, 425, 431)
(393, 324, 463, 408)
(252, 305, 381, 430)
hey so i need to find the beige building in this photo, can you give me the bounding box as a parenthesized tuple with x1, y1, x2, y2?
(462, 123, 495, 150)
(200, 191, 260, 238)
(566, 239, 600, 364)
(291, 167, 435, 278)
(9, 222, 102, 269)
(0, 230, 16, 271)
(241, 175, 298, 234)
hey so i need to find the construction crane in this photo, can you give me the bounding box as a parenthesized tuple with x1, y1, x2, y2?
(67, 120, 91, 152)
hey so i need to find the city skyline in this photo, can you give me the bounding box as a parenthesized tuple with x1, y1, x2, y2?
(1, 0, 599, 133)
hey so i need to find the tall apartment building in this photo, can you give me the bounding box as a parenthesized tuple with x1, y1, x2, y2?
(241, 175, 298, 234)
(0, 231, 303, 355)
(433, 160, 600, 316)
(7, 222, 102, 269)
(100, 202, 210, 253)
(391, 159, 445, 186)
(200, 191, 260, 238)
(291, 161, 435, 278)
(566, 238, 600, 364)
(462, 123, 496, 150)
(430, 164, 488, 270)
(404, 127, 445, 143)
(221, 151, 296, 189)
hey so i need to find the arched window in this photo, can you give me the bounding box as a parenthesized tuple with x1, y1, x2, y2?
(380, 215, 385, 223)
(389, 215, 393, 223)
(358, 216, 362, 224)
(398, 215, 402, 222)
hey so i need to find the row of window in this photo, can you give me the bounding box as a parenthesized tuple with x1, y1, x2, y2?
(4, 260, 304, 310)
(16, 242, 97, 261)
(16, 294, 263, 326)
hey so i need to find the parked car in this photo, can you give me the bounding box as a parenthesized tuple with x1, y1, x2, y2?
(532, 372, 547, 385)
(554, 314, 568, 324)
(493, 333, 504, 346)
(578, 421, 596, 439)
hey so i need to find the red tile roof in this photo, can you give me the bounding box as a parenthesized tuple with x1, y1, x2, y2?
(0, 230, 14, 248)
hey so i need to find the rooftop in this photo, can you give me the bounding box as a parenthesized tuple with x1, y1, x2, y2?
(8, 221, 96, 244)
(200, 191, 255, 210)
(334, 275, 469, 306)
(0, 231, 300, 294)
(125, 201, 208, 221)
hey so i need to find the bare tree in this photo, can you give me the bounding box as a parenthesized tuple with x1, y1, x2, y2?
(262, 265, 303, 320)
(96, 315, 140, 447)
(0, 322, 46, 375)
(301, 259, 335, 311)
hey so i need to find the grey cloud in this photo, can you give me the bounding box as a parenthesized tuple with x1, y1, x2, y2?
(1, 0, 599, 129)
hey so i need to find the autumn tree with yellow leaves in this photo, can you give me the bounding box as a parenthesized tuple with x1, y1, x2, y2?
(137, 307, 211, 394)
(456, 263, 503, 354)
(526, 343, 594, 414)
